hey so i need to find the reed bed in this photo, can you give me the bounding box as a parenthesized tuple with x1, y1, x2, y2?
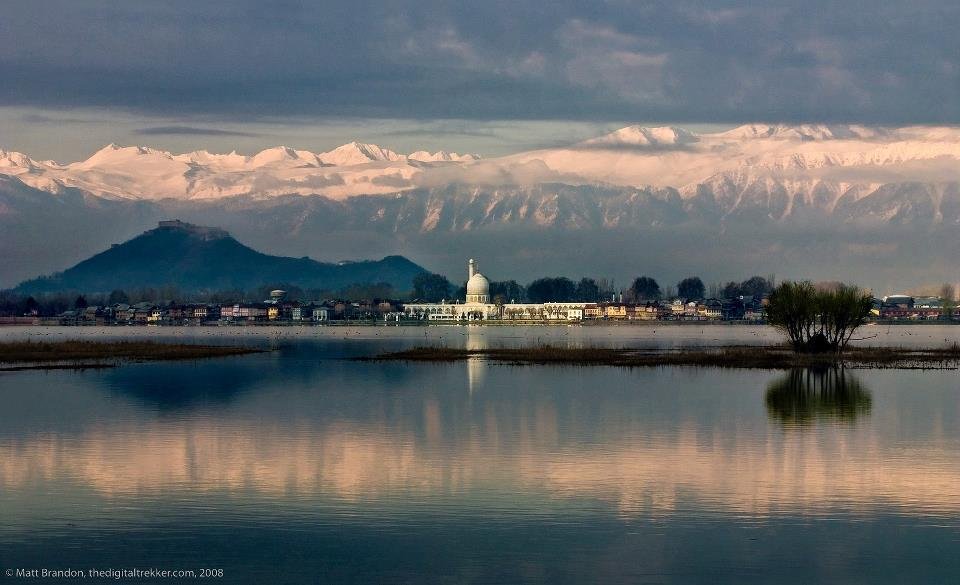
(362, 343, 960, 370)
(0, 339, 260, 368)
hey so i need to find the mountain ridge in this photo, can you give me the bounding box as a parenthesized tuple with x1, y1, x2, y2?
(3, 177, 960, 293)
(2, 123, 959, 201)
(3, 123, 960, 291)
(13, 220, 429, 295)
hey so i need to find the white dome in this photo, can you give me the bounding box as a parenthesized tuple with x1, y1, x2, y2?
(465, 258, 490, 304)
(467, 272, 490, 296)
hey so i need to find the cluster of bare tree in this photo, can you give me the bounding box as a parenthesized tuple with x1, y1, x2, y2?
(766, 282, 874, 353)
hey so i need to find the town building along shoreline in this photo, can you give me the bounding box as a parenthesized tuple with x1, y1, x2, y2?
(2, 259, 957, 327)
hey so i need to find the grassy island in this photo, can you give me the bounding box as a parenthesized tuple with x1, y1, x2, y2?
(362, 344, 960, 370)
(0, 340, 261, 370)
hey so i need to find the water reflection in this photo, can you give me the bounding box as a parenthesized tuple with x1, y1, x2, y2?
(765, 369, 872, 425)
(4, 413, 960, 519)
(466, 328, 487, 394)
(6, 361, 960, 523)
(3, 330, 960, 584)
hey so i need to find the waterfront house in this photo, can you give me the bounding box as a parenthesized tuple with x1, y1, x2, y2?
(131, 303, 154, 324)
(165, 305, 185, 323)
(883, 295, 914, 309)
(744, 305, 765, 321)
(311, 306, 329, 322)
(58, 310, 79, 326)
(633, 302, 660, 320)
(147, 307, 163, 323)
(698, 299, 724, 320)
(914, 297, 943, 309)
(111, 303, 133, 323)
(185, 304, 220, 323)
(290, 304, 307, 322)
(603, 304, 629, 320)
(880, 306, 942, 320)
(221, 303, 268, 322)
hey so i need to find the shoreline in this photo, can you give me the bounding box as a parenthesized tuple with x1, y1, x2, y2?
(360, 344, 960, 370)
(2, 320, 958, 328)
(0, 340, 263, 371)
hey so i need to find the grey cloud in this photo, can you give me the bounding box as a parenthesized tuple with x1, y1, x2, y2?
(135, 126, 259, 137)
(414, 160, 585, 188)
(802, 158, 960, 184)
(570, 143, 698, 154)
(380, 126, 500, 139)
(0, 1, 957, 124)
(370, 174, 412, 188)
(21, 113, 97, 124)
(248, 173, 345, 193)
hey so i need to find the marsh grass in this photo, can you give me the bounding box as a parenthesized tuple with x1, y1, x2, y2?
(0, 340, 261, 369)
(363, 343, 960, 370)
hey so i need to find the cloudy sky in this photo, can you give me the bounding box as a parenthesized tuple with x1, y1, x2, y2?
(3, 0, 958, 161)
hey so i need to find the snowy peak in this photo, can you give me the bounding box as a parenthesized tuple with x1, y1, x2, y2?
(174, 149, 248, 168)
(76, 144, 177, 168)
(318, 142, 403, 166)
(248, 146, 322, 168)
(0, 150, 41, 171)
(581, 126, 699, 147)
(408, 150, 479, 162)
(719, 124, 887, 141)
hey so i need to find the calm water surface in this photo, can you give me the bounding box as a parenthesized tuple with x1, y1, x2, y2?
(1, 326, 959, 584)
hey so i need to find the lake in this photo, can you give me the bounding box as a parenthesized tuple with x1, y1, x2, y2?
(1, 325, 959, 583)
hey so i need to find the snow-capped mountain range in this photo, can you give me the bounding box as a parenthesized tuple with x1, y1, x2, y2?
(3, 123, 960, 290)
(0, 141, 479, 200)
(2, 123, 960, 204)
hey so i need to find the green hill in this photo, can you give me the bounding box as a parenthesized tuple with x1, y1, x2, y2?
(14, 220, 428, 295)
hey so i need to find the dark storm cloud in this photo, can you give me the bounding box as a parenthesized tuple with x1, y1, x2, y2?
(1, 0, 958, 123)
(135, 126, 259, 137)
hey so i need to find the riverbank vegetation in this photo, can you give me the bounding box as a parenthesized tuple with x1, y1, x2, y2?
(362, 344, 960, 370)
(0, 340, 261, 369)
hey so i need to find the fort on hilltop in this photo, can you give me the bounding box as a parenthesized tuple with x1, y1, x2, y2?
(155, 220, 229, 240)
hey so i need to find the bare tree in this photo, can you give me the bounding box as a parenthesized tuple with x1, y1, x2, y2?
(767, 281, 873, 353)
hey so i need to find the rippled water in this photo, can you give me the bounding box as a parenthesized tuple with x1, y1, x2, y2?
(1, 326, 959, 583)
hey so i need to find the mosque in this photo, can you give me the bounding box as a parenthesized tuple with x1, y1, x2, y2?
(403, 259, 594, 322)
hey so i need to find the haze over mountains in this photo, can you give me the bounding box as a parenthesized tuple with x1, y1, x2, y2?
(3, 123, 960, 291)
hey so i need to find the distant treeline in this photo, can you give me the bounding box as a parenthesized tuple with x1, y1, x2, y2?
(412, 273, 775, 303)
(0, 274, 777, 317)
(0, 281, 401, 317)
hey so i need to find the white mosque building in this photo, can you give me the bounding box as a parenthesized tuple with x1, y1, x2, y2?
(403, 259, 595, 322)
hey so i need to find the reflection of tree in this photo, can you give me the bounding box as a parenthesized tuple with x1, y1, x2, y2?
(765, 368, 872, 425)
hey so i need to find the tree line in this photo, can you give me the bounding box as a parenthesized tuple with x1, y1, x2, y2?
(412, 273, 776, 303)
(0, 280, 402, 317)
(1, 272, 778, 316)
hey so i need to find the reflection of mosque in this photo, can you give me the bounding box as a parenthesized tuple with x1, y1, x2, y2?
(765, 369, 872, 425)
(404, 259, 593, 322)
(465, 329, 487, 394)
